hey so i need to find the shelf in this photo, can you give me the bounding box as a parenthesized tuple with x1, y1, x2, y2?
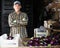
(0, 46, 60, 48)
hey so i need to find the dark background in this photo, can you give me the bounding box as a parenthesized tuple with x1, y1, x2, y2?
(0, 0, 52, 37)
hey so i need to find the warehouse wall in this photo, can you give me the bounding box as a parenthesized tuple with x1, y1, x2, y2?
(0, 0, 2, 35)
(1, 0, 14, 35)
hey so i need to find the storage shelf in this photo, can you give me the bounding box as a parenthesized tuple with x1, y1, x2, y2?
(0, 46, 60, 48)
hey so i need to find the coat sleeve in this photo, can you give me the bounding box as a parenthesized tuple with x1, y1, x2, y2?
(20, 13, 28, 26)
(8, 14, 17, 27)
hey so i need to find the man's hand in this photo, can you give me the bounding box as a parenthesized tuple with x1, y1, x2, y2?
(13, 20, 17, 23)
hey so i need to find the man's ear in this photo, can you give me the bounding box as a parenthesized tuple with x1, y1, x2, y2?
(13, 5, 14, 9)
(20, 5, 22, 8)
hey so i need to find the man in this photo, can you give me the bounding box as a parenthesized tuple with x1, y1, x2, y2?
(8, 1, 28, 39)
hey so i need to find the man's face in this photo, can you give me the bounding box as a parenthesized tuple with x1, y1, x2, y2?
(13, 4, 21, 12)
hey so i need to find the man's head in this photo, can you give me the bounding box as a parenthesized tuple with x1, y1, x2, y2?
(13, 1, 22, 12)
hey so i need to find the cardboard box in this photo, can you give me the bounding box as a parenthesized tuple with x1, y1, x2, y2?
(34, 28, 48, 37)
(0, 34, 21, 47)
(0, 39, 19, 47)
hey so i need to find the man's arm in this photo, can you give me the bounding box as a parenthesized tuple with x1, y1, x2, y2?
(20, 13, 28, 26)
(8, 14, 17, 27)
